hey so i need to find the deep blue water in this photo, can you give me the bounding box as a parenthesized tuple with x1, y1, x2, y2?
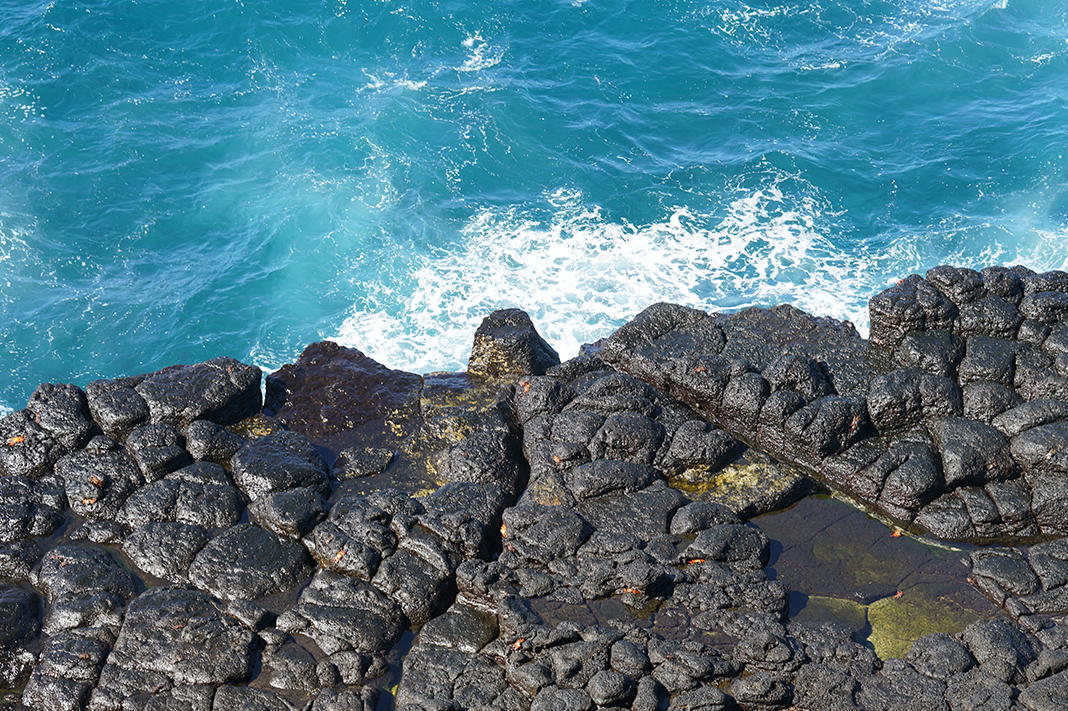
(1, 0, 1066, 412)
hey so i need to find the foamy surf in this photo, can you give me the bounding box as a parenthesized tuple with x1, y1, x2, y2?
(2, 0, 1065, 413)
(334, 169, 1068, 375)
(335, 185, 909, 373)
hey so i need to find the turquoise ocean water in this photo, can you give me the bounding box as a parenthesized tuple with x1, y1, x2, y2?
(1, 0, 1066, 413)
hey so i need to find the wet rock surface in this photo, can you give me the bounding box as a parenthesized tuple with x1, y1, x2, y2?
(468, 308, 561, 378)
(6, 266, 1068, 710)
(601, 266, 1068, 544)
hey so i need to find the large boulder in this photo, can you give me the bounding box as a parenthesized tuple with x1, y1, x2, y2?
(264, 340, 423, 450)
(468, 308, 560, 377)
(134, 357, 261, 428)
(103, 586, 259, 686)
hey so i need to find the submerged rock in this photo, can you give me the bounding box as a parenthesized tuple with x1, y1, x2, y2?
(0, 584, 39, 654)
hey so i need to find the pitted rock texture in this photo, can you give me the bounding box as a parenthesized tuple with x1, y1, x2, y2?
(965, 539, 1068, 643)
(103, 586, 259, 687)
(133, 357, 262, 429)
(230, 429, 331, 501)
(0, 474, 66, 542)
(600, 267, 1068, 543)
(12, 276, 1068, 711)
(468, 308, 561, 378)
(0, 409, 75, 481)
(118, 464, 244, 531)
(187, 523, 317, 601)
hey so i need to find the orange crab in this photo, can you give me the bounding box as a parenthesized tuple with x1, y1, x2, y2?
(848, 413, 863, 434)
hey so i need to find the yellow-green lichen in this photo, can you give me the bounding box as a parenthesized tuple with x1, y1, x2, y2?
(421, 371, 509, 418)
(668, 449, 806, 514)
(228, 413, 287, 440)
(518, 476, 573, 507)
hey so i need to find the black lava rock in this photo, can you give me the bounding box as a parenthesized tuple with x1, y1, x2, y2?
(187, 524, 316, 601)
(229, 429, 331, 501)
(134, 357, 261, 428)
(468, 308, 560, 377)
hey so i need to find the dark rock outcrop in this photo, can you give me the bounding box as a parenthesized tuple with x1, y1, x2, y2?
(468, 308, 560, 378)
(14, 277, 1068, 711)
(264, 340, 423, 452)
(599, 267, 1068, 543)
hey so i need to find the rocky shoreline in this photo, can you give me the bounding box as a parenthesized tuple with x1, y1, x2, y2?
(3, 264, 1068, 710)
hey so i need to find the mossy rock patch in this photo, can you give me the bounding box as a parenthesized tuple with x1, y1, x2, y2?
(791, 594, 869, 637)
(669, 448, 812, 519)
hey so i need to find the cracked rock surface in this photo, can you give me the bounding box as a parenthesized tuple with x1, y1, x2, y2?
(5, 269, 1068, 710)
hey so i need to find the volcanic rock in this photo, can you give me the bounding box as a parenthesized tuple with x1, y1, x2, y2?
(468, 308, 560, 378)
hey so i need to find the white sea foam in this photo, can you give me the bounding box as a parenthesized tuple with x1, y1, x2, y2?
(459, 34, 505, 73)
(334, 183, 918, 373)
(707, 0, 995, 72)
(334, 164, 1068, 375)
(360, 71, 427, 93)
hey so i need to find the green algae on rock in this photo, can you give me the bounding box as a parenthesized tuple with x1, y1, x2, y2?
(867, 587, 990, 660)
(668, 448, 813, 520)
